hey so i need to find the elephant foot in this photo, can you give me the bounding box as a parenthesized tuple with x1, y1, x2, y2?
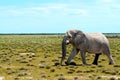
(109, 62, 114, 65)
(82, 64, 88, 66)
(92, 62, 98, 65)
(65, 62, 70, 65)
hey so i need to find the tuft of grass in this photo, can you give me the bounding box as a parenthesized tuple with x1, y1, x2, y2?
(50, 68, 55, 72)
(109, 77, 116, 80)
(46, 65, 51, 69)
(117, 56, 120, 60)
(39, 64, 45, 68)
(67, 69, 75, 74)
(96, 76, 102, 79)
(58, 76, 66, 80)
(74, 76, 79, 80)
(17, 72, 28, 77)
(114, 64, 120, 67)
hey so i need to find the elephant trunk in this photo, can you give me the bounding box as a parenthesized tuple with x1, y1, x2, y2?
(60, 36, 67, 65)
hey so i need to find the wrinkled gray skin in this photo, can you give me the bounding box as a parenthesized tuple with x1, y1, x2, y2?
(61, 30, 115, 66)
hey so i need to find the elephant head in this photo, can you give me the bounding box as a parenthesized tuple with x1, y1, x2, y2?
(60, 30, 85, 65)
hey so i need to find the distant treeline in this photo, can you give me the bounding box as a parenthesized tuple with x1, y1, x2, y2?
(0, 33, 120, 38)
(0, 33, 65, 35)
(103, 33, 120, 38)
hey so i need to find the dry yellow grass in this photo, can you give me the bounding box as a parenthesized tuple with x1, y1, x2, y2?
(0, 35, 120, 80)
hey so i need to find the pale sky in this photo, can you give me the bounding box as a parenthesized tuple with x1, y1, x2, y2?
(0, 0, 120, 33)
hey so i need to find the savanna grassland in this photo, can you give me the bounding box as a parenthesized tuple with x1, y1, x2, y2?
(0, 35, 120, 80)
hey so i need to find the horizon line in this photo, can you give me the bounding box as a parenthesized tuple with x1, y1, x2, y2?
(0, 33, 120, 35)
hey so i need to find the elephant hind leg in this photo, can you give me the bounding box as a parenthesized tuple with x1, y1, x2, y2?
(92, 53, 101, 65)
(104, 49, 115, 65)
(107, 55, 114, 65)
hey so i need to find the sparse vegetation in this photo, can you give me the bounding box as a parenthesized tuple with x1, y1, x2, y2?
(0, 34, 120, 80)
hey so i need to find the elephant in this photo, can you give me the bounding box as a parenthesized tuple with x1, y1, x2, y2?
(61, 30, 115, 65)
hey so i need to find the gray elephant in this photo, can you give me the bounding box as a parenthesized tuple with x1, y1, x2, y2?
(61, 30, 114, 65)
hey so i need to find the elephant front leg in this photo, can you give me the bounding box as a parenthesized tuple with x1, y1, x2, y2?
(80, 51, 87, 65)
(92, 53, 101, 65)
(65, 48, 79, 65)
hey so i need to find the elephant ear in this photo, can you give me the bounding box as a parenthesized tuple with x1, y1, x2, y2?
(75, 35, 84, 44)
(74, 31, 85, 44)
